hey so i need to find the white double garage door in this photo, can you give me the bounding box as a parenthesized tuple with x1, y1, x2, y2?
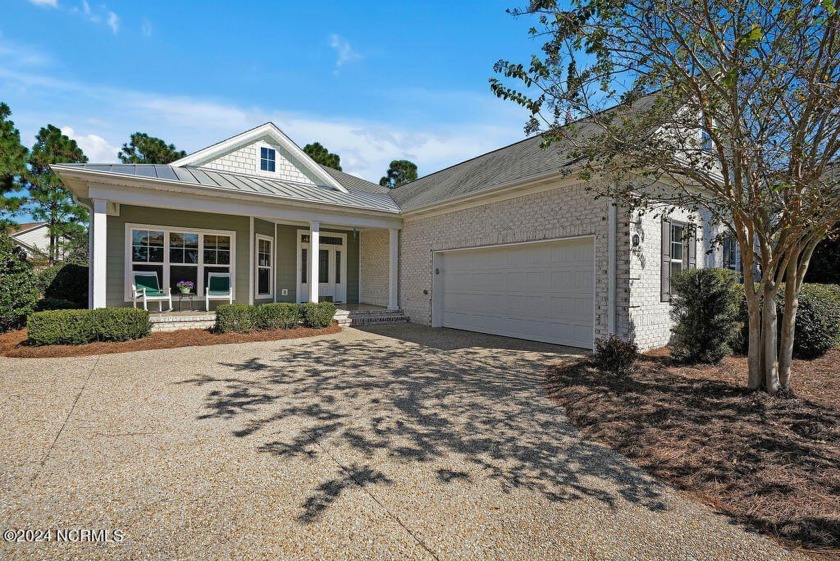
(432, 237, 594, 349)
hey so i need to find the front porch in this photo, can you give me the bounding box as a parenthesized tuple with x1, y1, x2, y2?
(147, 304, 409, 332)
(87, 203, 403, 315)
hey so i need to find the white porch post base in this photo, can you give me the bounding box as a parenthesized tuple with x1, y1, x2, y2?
(308, 221, 320, 303)
(92, 199, 108, 309)
(388, 228, 399, 310)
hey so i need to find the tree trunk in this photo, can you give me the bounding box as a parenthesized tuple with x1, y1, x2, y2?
(778, 262, 799, 389)
(745, 290, 763, 389)
(762, 284, 780, 393)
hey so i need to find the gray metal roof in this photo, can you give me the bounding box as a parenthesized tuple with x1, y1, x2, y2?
(53, 163, 401, 213)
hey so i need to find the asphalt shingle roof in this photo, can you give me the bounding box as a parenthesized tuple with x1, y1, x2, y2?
(390, 94, 660, 211)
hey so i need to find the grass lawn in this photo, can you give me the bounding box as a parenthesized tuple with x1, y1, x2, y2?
(545, 347, 839, 558)
(0, 323, 342, 358)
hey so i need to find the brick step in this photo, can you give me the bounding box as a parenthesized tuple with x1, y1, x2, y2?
(334, 309, 410, 327)
(149, 312, 217, 332)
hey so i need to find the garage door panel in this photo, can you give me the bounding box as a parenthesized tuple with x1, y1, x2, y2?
(438, 238, 594, 348)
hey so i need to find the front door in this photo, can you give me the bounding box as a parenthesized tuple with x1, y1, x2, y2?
(298, 232, 346, 303)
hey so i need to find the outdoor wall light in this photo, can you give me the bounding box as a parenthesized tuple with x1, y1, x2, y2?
(632, 233, 641, 248)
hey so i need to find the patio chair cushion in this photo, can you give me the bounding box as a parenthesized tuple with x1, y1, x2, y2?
(134, 273, 163, 295)
(143, 289, 167, 297)
(208, 276, 230, 294)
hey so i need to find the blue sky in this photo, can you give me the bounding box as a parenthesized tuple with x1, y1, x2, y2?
(1, 0, 541, 184)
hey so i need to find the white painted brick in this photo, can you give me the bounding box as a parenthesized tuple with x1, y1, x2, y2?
(360, 229, 390, 307)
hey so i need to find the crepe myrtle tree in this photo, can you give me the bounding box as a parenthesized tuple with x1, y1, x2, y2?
(491, 0, 840, 393)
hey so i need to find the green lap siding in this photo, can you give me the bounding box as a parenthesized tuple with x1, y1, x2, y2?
(273, 225, 359, 304)
(275, 224, 298, 302)
(105, 205, 359, 307)
(106, 205, 250, 307)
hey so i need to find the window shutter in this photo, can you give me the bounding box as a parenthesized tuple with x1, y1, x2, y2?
(686, 230, 697, 269)
(661, 218, 671, 302)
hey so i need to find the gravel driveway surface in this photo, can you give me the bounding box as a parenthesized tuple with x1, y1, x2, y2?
(0, 324, 806, 560)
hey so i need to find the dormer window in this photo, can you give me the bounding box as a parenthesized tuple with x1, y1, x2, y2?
(260, 147, 276, 172)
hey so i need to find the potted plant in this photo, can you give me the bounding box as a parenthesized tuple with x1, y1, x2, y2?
(176, 280, 195, 294)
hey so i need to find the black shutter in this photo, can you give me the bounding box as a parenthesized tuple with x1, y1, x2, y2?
(661, 218, 671, 302)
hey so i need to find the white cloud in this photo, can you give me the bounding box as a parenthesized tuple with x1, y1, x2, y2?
(329, 34, 361, 69)
(106, 11, 119, 34)
(141, 18, 153, 38)
(61, 126, 120, 163)
(0, 68, 530, 179)
(0, 34, 51, 67)
(70, 0, 120, 34)
(29, 0, 58, 7)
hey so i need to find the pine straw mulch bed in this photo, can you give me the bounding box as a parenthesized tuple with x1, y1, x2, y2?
(0, 323, 342, 358)
(545, 348, 840, 559)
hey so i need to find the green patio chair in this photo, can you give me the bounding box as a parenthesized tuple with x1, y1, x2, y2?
(205, 272, 233, 310)
(131, 271, 172, 312)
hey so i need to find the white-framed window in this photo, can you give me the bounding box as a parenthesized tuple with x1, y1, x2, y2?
(670, 223, 685, 281)
(260, 147, 276, 172)
(125, 224, 235, 301)
(255, 234, 273, 297)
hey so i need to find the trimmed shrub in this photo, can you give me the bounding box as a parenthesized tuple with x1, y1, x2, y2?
(27, 308, 150, 346)
(90, 308, 152, 342)
(255, 303, 301, 330)
(41, 263, 88, 307)
(731, 283, 840, 359)
(780, 284, 840, 359)
(34, 297, 81, 311)
(300, 302, 337, 328)
(215, 304, 257, 333)
(670, 268, 741, 364)
(593, 335, 638, 375)
(0, 234, 39, 332)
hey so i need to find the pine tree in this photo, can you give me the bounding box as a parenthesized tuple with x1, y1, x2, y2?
(25, 125, 88, 264)
(0, 103, 28, 229)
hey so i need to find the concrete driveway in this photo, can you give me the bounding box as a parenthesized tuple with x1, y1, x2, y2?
(0, 324, 804, 560)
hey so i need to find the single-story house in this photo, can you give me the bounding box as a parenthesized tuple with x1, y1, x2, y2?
(52, 119, 737, 351)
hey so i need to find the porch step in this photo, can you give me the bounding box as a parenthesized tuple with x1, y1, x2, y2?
(334, 308, 410, 327)
(149, 312, 217, 332)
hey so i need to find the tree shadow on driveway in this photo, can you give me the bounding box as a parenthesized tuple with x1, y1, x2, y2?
(178, 326, 668, 522)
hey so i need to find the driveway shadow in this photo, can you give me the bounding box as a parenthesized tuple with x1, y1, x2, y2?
(179, 326, 667, 522)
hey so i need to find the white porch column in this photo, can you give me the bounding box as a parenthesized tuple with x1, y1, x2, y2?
(308, 221, 320, 303)
(388, 228, 399, 310)
(92, 199, 108, 309)
(248, 216, 255, 305)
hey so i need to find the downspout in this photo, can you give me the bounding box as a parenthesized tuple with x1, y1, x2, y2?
(608, 200, 617, 336)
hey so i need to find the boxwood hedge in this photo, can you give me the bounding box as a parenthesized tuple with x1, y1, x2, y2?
(27, 308, 151, 346)
(215, 302, 336, 333)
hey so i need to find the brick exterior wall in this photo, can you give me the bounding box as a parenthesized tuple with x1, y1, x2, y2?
(626, 206, 704, 350)
(201, 140, 318, 185)
(359, 229, 390, 307)
(398, 178, 720, 351)
(399, 180, 614, 343)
